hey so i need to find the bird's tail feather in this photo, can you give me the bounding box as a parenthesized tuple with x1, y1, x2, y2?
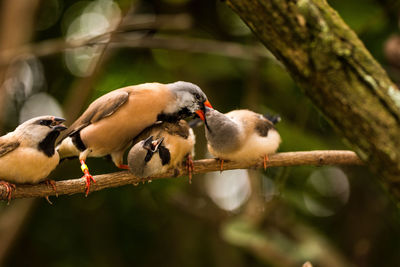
(263, 113, 281, 125)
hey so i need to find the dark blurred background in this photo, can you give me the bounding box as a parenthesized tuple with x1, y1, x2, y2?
(0, 0, 400, 266)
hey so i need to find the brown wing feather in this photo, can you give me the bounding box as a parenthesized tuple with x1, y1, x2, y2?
(59, 90, 129, 141)
(132, 120, 190, 145)
(163, 120, 190, 139)
(0, 138, 20, 158)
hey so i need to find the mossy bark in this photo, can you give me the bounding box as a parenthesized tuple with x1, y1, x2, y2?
(226, 0, 400, 203)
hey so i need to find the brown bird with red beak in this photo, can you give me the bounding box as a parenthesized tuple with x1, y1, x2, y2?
(57, 81, 211, 196)
(0, 116, 67, 202)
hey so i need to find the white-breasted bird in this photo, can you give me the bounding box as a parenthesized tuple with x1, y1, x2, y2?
(0, 116, 67, 201)
(128, 120, 196, 182)
(57, 81, 211, 195)
(204, 108, 281, 170)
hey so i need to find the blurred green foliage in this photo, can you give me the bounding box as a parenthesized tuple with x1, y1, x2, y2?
(2, 0, 400, 266)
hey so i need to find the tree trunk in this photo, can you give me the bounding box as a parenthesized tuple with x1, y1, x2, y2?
(226, 0, 400, 204)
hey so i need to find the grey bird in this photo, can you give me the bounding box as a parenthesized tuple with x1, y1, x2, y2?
(0, 116, 67, 201)
(128, 120, 196, 181)
(204, 108, 281, 170)
(57, 81, 211, 195)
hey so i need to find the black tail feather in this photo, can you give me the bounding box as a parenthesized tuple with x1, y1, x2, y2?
(263, 113, 281, 125)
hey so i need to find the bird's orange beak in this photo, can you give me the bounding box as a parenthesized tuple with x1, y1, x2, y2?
(195, 110, 205, 121)
(195, 100, 213, 121)
(204, 100, 213, 109)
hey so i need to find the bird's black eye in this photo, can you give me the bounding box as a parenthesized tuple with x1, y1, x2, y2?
(39, 120, 52, 127)
(194, 93, 201, 100)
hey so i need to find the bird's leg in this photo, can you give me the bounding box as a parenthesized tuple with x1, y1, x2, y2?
(42, 179, 58, 204)
(111, 152, 129, 170)
(263, 155, 269, 171)
(186, 154, 194, 184)
(0, 181, 16, 204)
(80, 160, 96, 197)
(43, 180, 58, 197)
(219, 159, 224, 173)
(117, 164, 129, 170)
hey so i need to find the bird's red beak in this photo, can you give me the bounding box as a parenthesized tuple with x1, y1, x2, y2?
(204, 100, 212, 109)
(195, 100, 213, 121)
(195, 110, 205, 121)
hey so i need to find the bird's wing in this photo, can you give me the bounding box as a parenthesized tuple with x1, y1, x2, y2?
(132, 120, 190, 146)
(164, 120, 190, 139)
(0, 138, 20, 158)
(59, 90, 130, 140)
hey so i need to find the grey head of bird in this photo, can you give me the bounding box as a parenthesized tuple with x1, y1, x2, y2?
(14, 116, 67, 156)
(128, 135, 171, 178)
(164, 81, 213, 124)
(204, 107, 242, 154)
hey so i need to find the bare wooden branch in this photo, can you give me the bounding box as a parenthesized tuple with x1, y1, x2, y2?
(0, 150, 362, 201)
(0, 12, 273, 67)
(110, 35, 273, 61)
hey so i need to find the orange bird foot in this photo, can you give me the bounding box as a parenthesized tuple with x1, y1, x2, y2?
(263, 155, 269, 171)
(219, 159, 224, 173)
(0, 181, 16, 204)
(186, 155, 194, 184)
(83, 171, 96, 197)
(117, 164, 129, 170)
(80, 160, 96, 197)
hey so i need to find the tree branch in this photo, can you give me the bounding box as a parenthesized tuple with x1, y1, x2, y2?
(0, 13, 273, 67)
(0, 150, 362, 201)
(226, 0, 400, 203)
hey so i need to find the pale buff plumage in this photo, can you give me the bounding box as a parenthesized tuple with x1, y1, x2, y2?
(205, 109, 281, 164)
(0, 116, 66, 184)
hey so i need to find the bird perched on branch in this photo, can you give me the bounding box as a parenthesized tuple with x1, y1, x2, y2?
(57, 81, 211, 196)
(0, 116, 67, 202)
(204, 108, 281, 171)
(128, 120, 195, 181)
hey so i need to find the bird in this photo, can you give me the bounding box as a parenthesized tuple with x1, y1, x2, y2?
(128, 120, 195, 181)
(204, 107, 281, 171)
(0, 116, 67, 202)
(57, 81, 211, 196)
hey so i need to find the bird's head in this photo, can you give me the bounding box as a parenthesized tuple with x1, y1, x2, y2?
(165, 81, 213, 122)
(128, 136, 167, 177)
(15, 116, 67, 144)
(142, 135, 165, 154)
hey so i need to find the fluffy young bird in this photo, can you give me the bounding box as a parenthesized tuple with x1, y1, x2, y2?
(204, 108, 281, 170)
(128, 120, 195, 182)
(0, 116, 67, 201)
(57, 81, 211, 195)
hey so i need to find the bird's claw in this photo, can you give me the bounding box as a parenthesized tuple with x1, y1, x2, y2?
(263, 155, 269, 171)
(83, 172, 96, 197)
(219, 159, 224, 173)
(80, 160, 96, 196)
(186, 155, 194, 184)
(0, 181, 16, 204)
(42, 179, 58, 204)
(44, 179, 58, 197)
